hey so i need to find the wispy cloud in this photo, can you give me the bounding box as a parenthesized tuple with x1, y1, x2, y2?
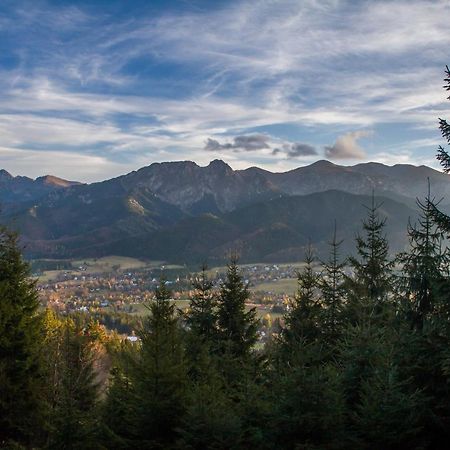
(0, 0, 449, 180)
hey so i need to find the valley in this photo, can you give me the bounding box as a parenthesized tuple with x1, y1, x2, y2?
(35, 255, 305, 337)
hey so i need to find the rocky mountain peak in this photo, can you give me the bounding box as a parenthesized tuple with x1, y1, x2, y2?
(35, 175, 81, 188)
(0, 169, 13, 182)
(207, 159, 233, 174)
(310, 160, 337, 169)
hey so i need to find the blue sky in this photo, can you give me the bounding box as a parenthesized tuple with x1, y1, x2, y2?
(0, 0, 449, 181)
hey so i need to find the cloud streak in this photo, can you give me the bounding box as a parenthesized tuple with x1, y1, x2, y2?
(273, 143, 318, 158)
(205, 134, 270, 151)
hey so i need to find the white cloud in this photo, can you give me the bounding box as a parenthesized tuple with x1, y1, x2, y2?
(324, 130, 372, 160)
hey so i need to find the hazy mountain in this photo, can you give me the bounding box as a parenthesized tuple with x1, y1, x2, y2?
(256, 160, 450, 204)
(2, 159, 450, 262)
(91, 190, 419, 264)
(10, 180, 187, 257)
(0, 170, 81, 213)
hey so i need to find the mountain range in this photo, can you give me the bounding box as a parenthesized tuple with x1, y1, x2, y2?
(1, 160, 449, 264)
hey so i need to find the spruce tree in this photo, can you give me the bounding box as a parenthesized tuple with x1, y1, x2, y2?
(282, 245, 321, 348)
(185, 264, 217, 342)
(215, 256, 265, 445)
(346, 194, 393, 323)
(46, 319, 101, 450)
(176, 352, 243, 449)
(272, 247, 346, 448)
(348, 341, 425, 448)
(101, 355, 136, 449)
(320, 223, 346, 343)
(396, 191, 450, 444)
(0, 226, 45, 447)
(271, 360, 346, 449)
(216, 256, 258, 359)
(131, 279, 187, 447)
(397, 185, 449, 328)
(184, 265, 219, 386)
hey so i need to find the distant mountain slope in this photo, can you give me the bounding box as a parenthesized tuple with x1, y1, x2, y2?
(257, 160, 450, 202)
(27, 190, 418, 264)
(0, 169, 81, 213)
(2, 159, 449, 261)
(12, 181, 187, 258)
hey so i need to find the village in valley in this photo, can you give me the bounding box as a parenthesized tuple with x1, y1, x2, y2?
(35, 256, 310, 341)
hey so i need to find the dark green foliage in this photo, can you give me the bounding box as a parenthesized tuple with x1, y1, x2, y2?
(271, 346, 347, 450)
(185, 264, 217, 343)
(339, 323, 426, 449)
(183, 266, 218, 386)
(109, 280, 187, 448)
(180, 284, 243, 448)
(352, 368, 424, 449)
(397, 186, 450, 328)
(45, 319, 101, 450)
(395, 322, 450, 448)
(282, 246, 322, 351)
(0, 227, 45, 447)
(270, 246, 347, 449)
(216, 256, 258, 359)
(101, 364, 135, 449)
(320, 223, 346, 344)
(176, 362, 243, 449)
(346, 194, 393, 323)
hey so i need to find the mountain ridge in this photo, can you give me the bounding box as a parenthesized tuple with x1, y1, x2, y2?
(1, 159, 449, 262)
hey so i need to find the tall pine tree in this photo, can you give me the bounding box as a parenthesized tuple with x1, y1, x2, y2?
(46, 318, 101, 450)
(397, 184, 449, 328)
(346, 194, 393, 323)
(185, 264, 217, 343)
(0, 226, 45, 447)
(216, 256, 258, 359)
(131, 279, 187, 447)
(320, 223, 346, 344)
(282, 245, 321, 349)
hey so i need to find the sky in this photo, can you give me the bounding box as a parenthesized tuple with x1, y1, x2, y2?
(1, 0, 450, 182)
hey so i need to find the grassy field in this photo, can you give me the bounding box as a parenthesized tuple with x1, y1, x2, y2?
(73, 256, 151, 271)
(37, 256, 158, 282)
(251, 278, 298, 295)
(38, 270, 68, 283)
